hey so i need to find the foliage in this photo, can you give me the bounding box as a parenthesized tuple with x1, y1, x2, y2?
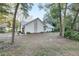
(26, 32, 31, 34)
(0, 27, 5, 33)
(0, 4, 12, 25)
(41, 3, 79, 34)
(0, 30, 5, 33)
(20, 3, 33, 18)
(64, 30, 79, 41)
(0, 4, 11, 15)
(50, 4, 59, 19)
(42, 3, 67, 32)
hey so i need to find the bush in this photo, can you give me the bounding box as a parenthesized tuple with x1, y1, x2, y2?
(64, 30, 79, 41)
(26, 32, 31, 34)
(40, 32, 44, 33)
(0, 30, 5, 33)
(64, 30, 72, 38)
(8, 29, 12, 32)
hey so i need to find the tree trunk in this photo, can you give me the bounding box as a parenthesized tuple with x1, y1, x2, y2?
(78, 22, 79, 31)
(71, 9, 79, 29)
(58, 3, 63, 36)
(58, 3, 61, 36)
(64, 3, 67, 20)
(12, 3, 19, 44)
(58, 3, 67, 37)
(64, 3, 67, 32)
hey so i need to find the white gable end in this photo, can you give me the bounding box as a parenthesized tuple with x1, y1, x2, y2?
(24, 18, 44, 33)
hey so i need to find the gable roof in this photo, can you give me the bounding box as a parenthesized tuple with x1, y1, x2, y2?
(45, 23, 55, 28)
(24, 18, 45, 26)
(22, 17, 55, 29)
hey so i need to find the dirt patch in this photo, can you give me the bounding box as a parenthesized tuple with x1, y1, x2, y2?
(0, 32, 79, 56)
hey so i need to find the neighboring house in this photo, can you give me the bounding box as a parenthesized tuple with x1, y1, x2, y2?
(21, 17, 55, 33)
(44, 23, 55, 32)
(0, 23, 8, 32)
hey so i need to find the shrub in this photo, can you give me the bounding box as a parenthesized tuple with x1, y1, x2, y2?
(64, 30, 79, 41)
(26, 32, 31, 34)
(0, 30, 5, 33)
(64, 30, 72, 38)
(8, 29, 12, 32)
(40, 32, 44, 33)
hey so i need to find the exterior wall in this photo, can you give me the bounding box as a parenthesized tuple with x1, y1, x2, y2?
(24, 19, 44, 33)
(24, 21, 34, 33)
(34, 20, 37, 33)
(37, 19, 44, 32)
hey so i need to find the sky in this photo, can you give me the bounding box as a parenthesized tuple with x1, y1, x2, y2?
(28, 4, 46, 20)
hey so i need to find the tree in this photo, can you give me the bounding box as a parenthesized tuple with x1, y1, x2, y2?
(12, 3, 19, 44)
(50, 4, 60, 31)
(68, 3, 79, 29)
(58, 3, 63, 36)
(11, 3, 33, 44)
(58, 3, 68, 37)
(71, 9, 79, 29)
(0, 4, 11, 24)
(39, 3, 79, 36)
(0, 4, 11, 14)
(63, 3, 67, 35)
(38, 3, 67, 36)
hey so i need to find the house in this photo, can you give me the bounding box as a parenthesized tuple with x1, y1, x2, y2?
(0, 23, 9, 32)
(21, 17, 54, 33)
(44, 23, 55, 32)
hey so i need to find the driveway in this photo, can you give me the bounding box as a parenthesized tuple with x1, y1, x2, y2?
(0, 33, 12, 40)
(0, 33, 18, 40)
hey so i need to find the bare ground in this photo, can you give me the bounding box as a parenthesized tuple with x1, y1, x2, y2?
(0, 32, 79, 56)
